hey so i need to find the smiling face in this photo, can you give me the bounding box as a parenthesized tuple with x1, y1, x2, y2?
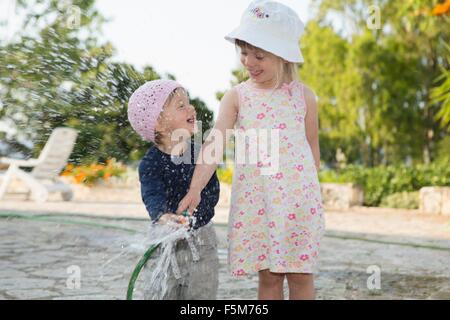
(236, 40, 299, 89)
(155, 88, 197, 145)
(237, 40, 284, 88)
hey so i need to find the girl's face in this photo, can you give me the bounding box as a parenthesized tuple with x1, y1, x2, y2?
(156, 89, 197, 141)
(239, 46, 281, 85)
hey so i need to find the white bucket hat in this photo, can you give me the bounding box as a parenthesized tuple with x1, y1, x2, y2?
(225, 0, 305, 63)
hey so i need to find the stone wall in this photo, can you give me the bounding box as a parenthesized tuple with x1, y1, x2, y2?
(419, 187, 450, 215)
(320, 183, 364, 210)
(3, 171, 449, 216)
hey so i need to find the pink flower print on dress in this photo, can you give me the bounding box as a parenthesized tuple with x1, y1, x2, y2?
(310, 208, 317, 215)
(268, 221, 276, 228)
(274, 172, 284, 180)
(300, 254, 309, 261)
(239, 211, 245, 216)
(234, 221, 243, 229)
(258, 254, 266, 261)
(288, 213, 296, 220)
(257, 113, 265, 120)
(278, 123, 287, 130)
(291, 231, 299, 238)
(288, 143, 293, 148)
(295, 116, 303, 123)
(239, 174, 245, 181)
(296, 165, 304, 172)
(236, 269, 245, 276)
(258, 208, 265, 215)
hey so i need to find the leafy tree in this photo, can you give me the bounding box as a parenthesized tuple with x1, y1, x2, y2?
(0, 0, 215, 165)
(302, 0, 450, 165)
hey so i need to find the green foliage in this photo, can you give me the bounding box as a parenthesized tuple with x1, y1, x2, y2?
(319, 161, 450, 206)
(380, 191, 420, 209)
(300, 0, 450, 166)
(431, 43, 450, 131)
(0, 0, 215, 165)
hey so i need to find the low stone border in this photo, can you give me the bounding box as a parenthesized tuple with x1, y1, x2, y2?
(420, 187, 450, 215)
(321, 183, 364, 210)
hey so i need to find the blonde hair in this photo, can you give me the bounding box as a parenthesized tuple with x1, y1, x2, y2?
(235, 39, 299, 89)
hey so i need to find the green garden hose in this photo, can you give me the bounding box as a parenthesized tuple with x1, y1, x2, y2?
(126, 243, 160, 300)
(0, 212, 138, 233)
(125, 210, 191, 300)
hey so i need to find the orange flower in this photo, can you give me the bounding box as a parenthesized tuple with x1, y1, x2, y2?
(74, 172, 86, 184)
(59, 160, 125, 185)
(432, 1, 450, 16)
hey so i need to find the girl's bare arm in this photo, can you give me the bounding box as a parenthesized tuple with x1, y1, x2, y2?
(177, 88, 239, 214)
(304, 86, 321, 171)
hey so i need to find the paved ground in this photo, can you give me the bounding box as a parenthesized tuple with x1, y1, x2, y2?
(1, 199, 450, 299)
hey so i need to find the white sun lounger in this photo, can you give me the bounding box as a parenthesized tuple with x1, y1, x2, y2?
(0, 127, 78, 202)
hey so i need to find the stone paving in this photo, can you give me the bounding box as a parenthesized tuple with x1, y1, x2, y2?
(1, 210, 450, 300)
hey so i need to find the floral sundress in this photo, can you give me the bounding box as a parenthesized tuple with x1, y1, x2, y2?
(228, 79, 326, 276)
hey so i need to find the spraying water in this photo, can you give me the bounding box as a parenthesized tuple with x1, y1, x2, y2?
(100, 213, 199, 300)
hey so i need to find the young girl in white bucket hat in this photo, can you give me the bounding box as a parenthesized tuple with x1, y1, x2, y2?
(178, 0, 325, 300)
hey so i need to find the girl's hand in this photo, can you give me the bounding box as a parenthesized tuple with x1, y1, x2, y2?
(176, 189, 201, 216)
(158, 213, 188, 226)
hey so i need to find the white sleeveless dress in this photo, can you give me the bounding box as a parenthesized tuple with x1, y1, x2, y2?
(228, 80, 326, 276)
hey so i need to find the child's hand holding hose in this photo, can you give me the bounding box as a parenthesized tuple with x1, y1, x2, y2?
(176, 188, 201, 217)
(158, 213, 189, 226)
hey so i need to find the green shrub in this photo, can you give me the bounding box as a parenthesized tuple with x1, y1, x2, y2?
(217, 160, 450, 206)
(319, 160, 450, 206)
(380, 191, 419, 209)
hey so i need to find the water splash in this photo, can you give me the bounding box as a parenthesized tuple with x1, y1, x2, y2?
(101, 216, 200, 300)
